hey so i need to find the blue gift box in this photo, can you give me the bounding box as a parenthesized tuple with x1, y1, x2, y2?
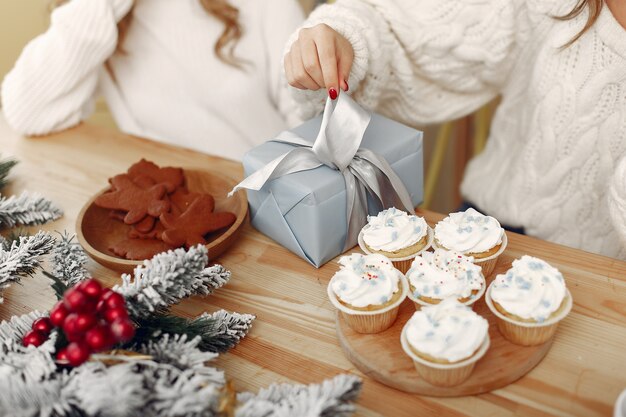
(241, 113, 424, 267)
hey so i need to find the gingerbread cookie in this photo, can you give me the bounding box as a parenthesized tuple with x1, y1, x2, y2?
(110, 238, 175, 261)
(129, 221, 165, 240)
(127, 159, 184, 193)
(160, 195, 236, 248)
(94, 175, 171, 224)
(170, 189, 213, 213)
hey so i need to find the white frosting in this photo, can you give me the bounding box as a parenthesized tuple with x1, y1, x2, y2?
(406, 249, 484, 301)
(362, 207, 428, 252)
(490, 256, 567, 322)
(405, 298, 488, 362)
(434, 208, 504, 254)
(331, 253, 401, 308)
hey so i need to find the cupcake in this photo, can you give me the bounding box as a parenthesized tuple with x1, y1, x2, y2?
(400, 298, 490, 387)
(485, 255, 573, 346)
(405, 249, 485, 310)
(433, 208, 507, 277)
(327, 252, 408, 333)
(358, 207, 433, 273)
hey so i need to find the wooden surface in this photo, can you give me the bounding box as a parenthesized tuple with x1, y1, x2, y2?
(76, 168, 248, 273)
(1, 116, 626, 417)
(336, 293, 553, 396)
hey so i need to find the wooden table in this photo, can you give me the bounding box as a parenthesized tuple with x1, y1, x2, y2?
(1, 115, 625, 417)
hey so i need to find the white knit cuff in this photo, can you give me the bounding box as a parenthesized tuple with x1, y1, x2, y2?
(608, 157, 626, 253)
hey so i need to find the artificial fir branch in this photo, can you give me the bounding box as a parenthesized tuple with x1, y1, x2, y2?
(0, 191, 63, 229)
(138, 333, 220, 375)
(132, 309, 254, 354)
(115, 245, 231, 319)
(236, 374, 363, 417)
(0, 231, 55, 302)
(0, 156, 17, 190)
(51, 232, 89, 288)
(44, 232, 90, 299)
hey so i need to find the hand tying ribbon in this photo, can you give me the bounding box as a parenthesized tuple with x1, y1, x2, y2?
(229, 93, 414, 251)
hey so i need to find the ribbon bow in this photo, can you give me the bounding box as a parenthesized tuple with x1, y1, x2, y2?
(229, 94, 414, 251)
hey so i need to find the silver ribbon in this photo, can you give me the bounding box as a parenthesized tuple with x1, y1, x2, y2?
(229, 93, 414, 251)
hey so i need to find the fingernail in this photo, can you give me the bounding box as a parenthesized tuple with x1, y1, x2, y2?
(344, 81, 349, 92)
(328, 88, 338, 100)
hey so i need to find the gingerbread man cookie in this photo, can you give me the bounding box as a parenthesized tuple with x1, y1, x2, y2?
(95, 175, 171, 224)
(160, 195, 236, 248)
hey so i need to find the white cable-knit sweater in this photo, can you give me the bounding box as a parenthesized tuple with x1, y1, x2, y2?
(289, 0, 626, 259)
(1, 0, 304, 161)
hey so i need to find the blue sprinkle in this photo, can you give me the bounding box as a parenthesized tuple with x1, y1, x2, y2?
(391, 231, 398, 240)
(434, 287, 440, 295)
(423, 285, 430, 294)
(379, 295, 388, 304)
(370, 280, 378, 286)
(414, 226, 422, 235)
(425, 331, 435, 337)
(541, 299, 551, 308)
(413, 291, 420, 298)
(542, 276, 550, 283)
(528, 261, 544, 270)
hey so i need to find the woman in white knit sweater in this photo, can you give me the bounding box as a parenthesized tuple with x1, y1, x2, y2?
(1, 0, 304, 161)
(284, 0, 626, 260)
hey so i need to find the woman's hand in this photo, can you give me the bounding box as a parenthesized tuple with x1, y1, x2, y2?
(284, 24, 354, 99)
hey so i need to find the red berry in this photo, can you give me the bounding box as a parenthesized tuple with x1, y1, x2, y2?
(96, 298, 107, 314)
(22, 329, 47, 347)
(64, 288, 89, 312)
(63, 313, 80, 335)
(32, 317, 54, 334)
(74, 313, 97, 333)
(85, 325, 113, 352)
(104, 307, 128, 323)
(65, 342, 91, 367)
(56, 347, 69, 362)
(65, 331, 85, 343)
(99, 288, 114, 300)
(110, 318, 135, 342)
(78, 279, 103, 299)
(103, 292, 126, 310)
(49, 302, 69, 327)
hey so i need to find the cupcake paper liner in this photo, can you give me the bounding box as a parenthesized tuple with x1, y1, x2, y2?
(485, 285, 573, 346)
(328, 275, 409, 334)
(406, 277, 486, 311)
(433, 232, 508, 280)
(400, 326, 490, 387)
(358, 226, 434, 274)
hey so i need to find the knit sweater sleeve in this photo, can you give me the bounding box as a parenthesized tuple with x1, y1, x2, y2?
(287, 0, 527, 125)
(0, 0, 133, 136)
(608, 157, 626, 258)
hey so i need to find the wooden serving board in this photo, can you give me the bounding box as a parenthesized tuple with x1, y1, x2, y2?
(336, 296, 553, 396)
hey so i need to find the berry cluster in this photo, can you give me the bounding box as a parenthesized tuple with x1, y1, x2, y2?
(22, 279, 136, 367)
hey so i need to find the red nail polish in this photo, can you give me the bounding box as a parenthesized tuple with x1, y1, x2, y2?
(344, 81, 349, 92)
(329, 88, 338, 100)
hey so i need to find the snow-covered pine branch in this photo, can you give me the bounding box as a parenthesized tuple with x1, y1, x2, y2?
(198, 310, 255, 353)
(138, 333, 223, 383)
(0, 156, 17, 190)
(0, 232, 55, 302)
(0, 191, 63, 229)
(114, 245, 230, 318)
(51, 232, 89, 287)
(236, 374, 363, 417)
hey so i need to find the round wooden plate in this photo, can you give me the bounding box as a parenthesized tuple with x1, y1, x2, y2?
(76, 169, 247, 273)
(336, 296, 553, 396)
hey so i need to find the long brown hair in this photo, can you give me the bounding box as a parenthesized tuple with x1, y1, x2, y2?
(50, 0, 244, 67)
(556, 0, 603, 47)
